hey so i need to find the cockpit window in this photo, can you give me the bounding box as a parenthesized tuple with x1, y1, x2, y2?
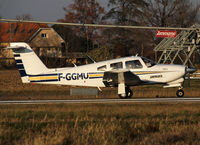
(125, 60, 143, 69)
(97, 65, 107, 71)
(110, 62, 123, 70)
(142, 57, 156, 68)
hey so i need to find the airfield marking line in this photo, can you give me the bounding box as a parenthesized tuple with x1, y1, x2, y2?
(0, 98, 200, 104)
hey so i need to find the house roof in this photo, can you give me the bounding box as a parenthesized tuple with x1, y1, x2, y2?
(29, 28, 65, 48)
(0, 22, 48, 42)
(29, 28, 65, 42)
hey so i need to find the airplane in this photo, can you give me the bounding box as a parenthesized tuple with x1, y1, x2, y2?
(6, 42, 197, 99)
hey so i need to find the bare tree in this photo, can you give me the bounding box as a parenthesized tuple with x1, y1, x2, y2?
(102, 0, 151, 57)
(102, 0, 200, 58)
(104, 0, 147, 25)
(60, 0, 105, 52)
(16, 14, 33, 20)
(142, 0, 200, 27)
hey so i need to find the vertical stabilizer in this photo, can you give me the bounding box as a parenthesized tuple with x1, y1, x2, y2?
(9, 42, 49, 83)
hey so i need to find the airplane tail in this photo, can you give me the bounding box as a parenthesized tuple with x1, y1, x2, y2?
(8, 42, 49, 83)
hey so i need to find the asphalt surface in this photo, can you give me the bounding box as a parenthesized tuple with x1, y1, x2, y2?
(0, 98, 200, 104)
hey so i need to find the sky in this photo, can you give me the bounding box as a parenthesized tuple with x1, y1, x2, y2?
(0, 0, 199, 22)
(0, 0, 108, 22)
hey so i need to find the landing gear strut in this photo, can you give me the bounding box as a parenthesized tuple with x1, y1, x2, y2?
(176, 89, 184, 97)
(118, 87, 133, 99)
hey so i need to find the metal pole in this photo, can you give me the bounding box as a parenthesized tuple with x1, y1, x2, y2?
(0, 19, 197, 31)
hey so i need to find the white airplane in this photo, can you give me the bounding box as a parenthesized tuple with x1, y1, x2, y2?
(7, 42, 196, 99)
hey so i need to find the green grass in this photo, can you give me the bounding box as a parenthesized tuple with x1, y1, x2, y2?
(1, 103, 200, 145)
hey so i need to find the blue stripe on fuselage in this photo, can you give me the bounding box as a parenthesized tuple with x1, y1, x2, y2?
(28, 74, 58, 77)
(19, 70, 27, 77)
(17, 64, 24, 69)
(14, 54, 20, 57)
(30, 79, 59, 83)
(16, 59, 22, 63)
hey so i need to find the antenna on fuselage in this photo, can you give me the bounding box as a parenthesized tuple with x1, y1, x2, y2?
(86, 55, 96, 63)
(72, 63, 77, 67)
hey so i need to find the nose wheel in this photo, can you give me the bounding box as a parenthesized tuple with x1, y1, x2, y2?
(176, 89, 184, 97)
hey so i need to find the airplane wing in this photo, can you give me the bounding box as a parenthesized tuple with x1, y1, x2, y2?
(103, 70, 142, 97)
(103, 70, 141, 87)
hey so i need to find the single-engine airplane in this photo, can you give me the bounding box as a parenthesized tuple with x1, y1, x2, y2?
(6, 42, 196, 98)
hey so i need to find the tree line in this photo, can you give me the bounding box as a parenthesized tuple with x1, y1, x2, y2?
(54, 0, 200, 61)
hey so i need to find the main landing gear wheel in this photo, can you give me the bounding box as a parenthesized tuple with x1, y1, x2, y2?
(176, 89, 184, 97)
(119, 87, 133, 99)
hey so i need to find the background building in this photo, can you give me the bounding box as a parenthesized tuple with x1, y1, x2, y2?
(0, 22, 66, 68)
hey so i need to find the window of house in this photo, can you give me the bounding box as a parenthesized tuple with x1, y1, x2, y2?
(41, 33, 48, 38)
(110, 62, 123, 70)
(125, 60, 143, 69)
(97, 65, 107, 71)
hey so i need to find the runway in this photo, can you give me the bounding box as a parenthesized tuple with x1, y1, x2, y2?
(1, 98, 200, 104)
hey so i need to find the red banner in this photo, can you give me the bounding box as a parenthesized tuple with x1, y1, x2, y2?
(156, 30, 177, 38)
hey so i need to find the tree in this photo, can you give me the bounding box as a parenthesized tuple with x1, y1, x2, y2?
(142, 0, 200, 27)
(104, 0, 147, 25)
(16, 14, 33, 20)
(136, 0, 200, 60)
(52, 24, 89, 52)
(102, 0, 150, 57)
(87, 44, 114, 61)
(103, 0, 200, 59)
(60, 0, 105, 52)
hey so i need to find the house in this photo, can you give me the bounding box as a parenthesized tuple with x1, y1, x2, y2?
(28, 28, 66, 57)
(0, 22, 66, 67)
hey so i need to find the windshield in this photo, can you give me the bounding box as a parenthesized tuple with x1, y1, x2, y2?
(142, 57, 156, 67)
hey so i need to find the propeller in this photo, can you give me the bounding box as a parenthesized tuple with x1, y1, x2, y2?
(186, 67, 197, 74)
(185, 67, 197, 87)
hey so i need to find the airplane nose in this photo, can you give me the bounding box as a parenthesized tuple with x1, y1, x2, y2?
(186, 67, 197, 74)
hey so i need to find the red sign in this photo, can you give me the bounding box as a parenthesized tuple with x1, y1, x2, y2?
(156, 30, 177, 38)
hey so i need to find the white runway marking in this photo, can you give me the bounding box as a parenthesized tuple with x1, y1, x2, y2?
(1, 98, 200, 104)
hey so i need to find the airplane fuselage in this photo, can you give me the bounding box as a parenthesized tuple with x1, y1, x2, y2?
(8, 42, 188, 98)
(28, 56, 185, 88)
